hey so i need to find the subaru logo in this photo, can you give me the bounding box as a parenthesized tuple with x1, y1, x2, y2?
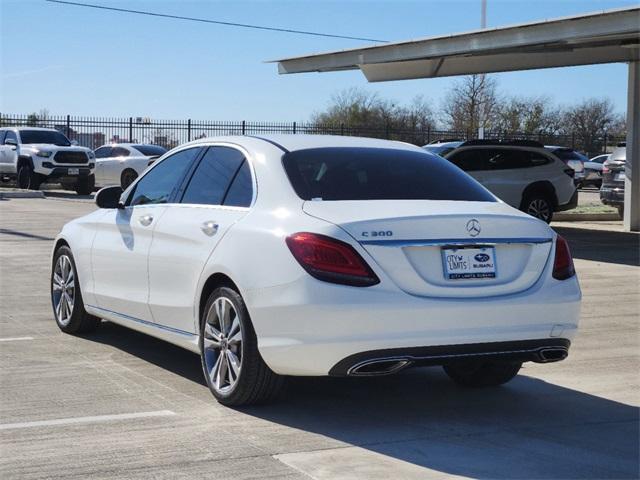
(474, 253, 490, 262)
(466, 219, 481, 237)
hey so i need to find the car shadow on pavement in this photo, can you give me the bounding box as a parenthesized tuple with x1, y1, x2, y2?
(88, 321, 639, 479)
(555, 226, 640, 267)
(41, 190, 95, 201)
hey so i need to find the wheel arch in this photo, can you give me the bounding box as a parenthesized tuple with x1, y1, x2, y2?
(17, 155, 34, 170)
(198, 272, 241, 328)
(520, 181, 558, 210)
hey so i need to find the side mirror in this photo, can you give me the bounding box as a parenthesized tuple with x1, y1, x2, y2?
(95, 186, 124, 209)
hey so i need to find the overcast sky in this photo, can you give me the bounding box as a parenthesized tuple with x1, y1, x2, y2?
(1, 0, 636, 120)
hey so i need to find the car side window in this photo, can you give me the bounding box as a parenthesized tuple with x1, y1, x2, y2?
(525, 151, 551, 167)
(94, 146, 112, 158)
(0, 131, 5, 144)
(112, 147, 130, 157)
(224, 160, 253, 207)
(5, 131, 18, 144)
(127, 147, 200, 207)
(181, 146, 247, 206)
(486, 149, 529, 170)
(448, 149, 493, 171)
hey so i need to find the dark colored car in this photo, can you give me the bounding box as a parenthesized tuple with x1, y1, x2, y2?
(600, 143, 627, 217)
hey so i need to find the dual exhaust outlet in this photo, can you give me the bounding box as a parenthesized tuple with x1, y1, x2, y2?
(347, 347, 569, 377)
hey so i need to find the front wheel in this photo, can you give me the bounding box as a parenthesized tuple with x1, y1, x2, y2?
(51, 246, 100, 334)
(444, 361, 522, 387)
(522, 194, 554, 223)
(17, 164, 41, 190)
(200, 287, 285, 406)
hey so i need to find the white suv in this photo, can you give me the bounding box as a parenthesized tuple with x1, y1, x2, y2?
(0, 127, 96, 195)
(444, 140, 578, 223)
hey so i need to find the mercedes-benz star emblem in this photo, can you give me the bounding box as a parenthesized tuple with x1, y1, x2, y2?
(466, 219, 481, 237)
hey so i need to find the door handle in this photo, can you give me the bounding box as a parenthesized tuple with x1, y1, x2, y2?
(138, 215, 154, 227)
(201, 221, 219, 236)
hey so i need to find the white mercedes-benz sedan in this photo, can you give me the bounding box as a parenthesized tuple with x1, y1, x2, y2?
(51, 135, 581, 405)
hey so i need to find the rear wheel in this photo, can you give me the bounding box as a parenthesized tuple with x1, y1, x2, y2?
(522, 194, 554, 223)
(17, 163, 41, 190)
(74, 175, 95, 195)
(51, 246, 100, 334)
(120, 169, 138, 190)
(444, 361, 522, 387)
(200, 287, 285, 406)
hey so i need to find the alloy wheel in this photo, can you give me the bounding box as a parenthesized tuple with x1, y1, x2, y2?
(203, 297, 243, 394)
(52, 255, 75, 326)
(527, 198, 551, 222)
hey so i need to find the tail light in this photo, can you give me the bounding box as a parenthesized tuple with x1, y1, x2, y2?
(602, 164, 610, 174)
(552, 235, 575, 280)
(286, 232, 379, 287)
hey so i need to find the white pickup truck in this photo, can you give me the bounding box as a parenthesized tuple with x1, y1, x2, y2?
(0, 127, 95, 195)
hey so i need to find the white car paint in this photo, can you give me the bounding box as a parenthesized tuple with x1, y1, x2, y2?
(94, 144, 166, 188)
(53, 135, 581, 378)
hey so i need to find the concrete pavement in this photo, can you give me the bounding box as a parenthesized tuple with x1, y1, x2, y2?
(0, 196, 638, 479)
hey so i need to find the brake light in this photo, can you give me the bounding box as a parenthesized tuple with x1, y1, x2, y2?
(286, 232, 380, 286)
(552, 235, 575, 280)
(602, 164, 610, 174)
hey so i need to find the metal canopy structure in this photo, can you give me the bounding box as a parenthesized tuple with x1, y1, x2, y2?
(273, 6, 640, 231)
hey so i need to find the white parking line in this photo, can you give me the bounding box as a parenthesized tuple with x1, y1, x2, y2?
(0, 337, 34, 342)
(0, 410, 176, 431)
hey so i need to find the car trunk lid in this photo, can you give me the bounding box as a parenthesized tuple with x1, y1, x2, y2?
(303, 200, 553, 298)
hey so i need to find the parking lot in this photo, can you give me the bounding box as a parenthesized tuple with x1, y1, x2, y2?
(0, 195, 638, 479)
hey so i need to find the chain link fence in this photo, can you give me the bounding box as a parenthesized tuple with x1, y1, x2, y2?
(0, 113, 625, 157)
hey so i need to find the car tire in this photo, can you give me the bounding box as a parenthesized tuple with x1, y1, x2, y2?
(17, 163, 41, 190)
(522, 194, 554, 223)
(200, 286, 286, 406)
(120, 169, 138, 190)
(51, 246, 100, 334)
(443, 361, 522, 387)
(74, 174, 95, 195)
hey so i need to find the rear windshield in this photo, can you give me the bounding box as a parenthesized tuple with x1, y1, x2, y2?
(132, 145, 167, 156)
(20, 130, 71, 146)
(282, 147, 495, 202)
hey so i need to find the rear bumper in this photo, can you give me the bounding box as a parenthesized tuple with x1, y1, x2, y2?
(556, 188, 578, 212)
(329, 338, 571, 376)
(600, 185, 625, 206)
(246, 272, 581, 376)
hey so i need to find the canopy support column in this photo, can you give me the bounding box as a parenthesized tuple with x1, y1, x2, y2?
(624, 60, 639, 232)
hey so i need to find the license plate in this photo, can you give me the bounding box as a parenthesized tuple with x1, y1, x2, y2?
(442, 247, 496, 280)
(615, 172, 625, 181)
(68, 168, 80, 175)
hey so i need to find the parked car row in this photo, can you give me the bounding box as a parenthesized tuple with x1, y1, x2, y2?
(600, 143, 627, 217)
(0, 126, 166, 195)
(425, 139, 577, 223)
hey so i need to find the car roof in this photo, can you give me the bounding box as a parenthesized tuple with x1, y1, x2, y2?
(182, 134, 423, 153)
(0, 126, 60, 132)
(423, 141, 463, 148)
(97, 143, 160, 148)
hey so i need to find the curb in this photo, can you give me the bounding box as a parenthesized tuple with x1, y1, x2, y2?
(553, 212, 621, 221)
(0, 190, 46, 199)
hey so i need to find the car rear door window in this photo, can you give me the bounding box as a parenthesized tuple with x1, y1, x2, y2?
(223, 160, 253, 207)
(447, 149, 496, 171)
(0, 131, 6, 144)
(128, 147, 200, 206)
(112, 147, 130, 157)
(181, 146, 247, 206)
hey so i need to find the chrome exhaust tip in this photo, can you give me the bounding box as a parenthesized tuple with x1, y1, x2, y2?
(537, 347, 568, 363)
(348, 358, 412, 376)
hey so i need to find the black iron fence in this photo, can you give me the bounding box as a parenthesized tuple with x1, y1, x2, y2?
(0, 113, 625, 157)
